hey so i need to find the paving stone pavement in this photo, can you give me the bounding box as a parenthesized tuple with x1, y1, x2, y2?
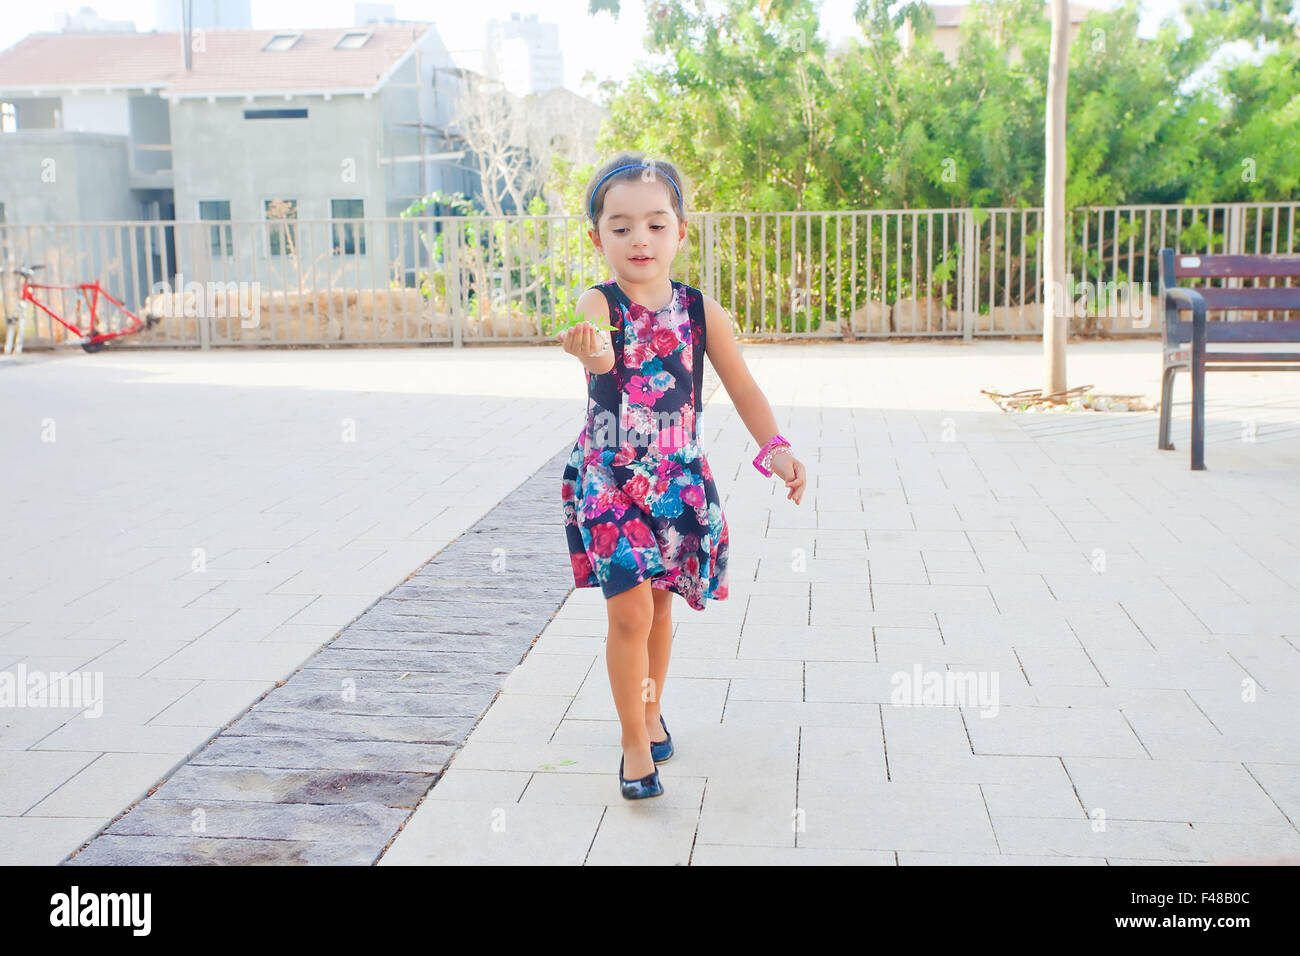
(4, 341, 1299, 866)
(0, 348, 586, 864)
(56, 359, 726, 864)
(380, 350, 1300, 866)
(61, 446, 579, 865)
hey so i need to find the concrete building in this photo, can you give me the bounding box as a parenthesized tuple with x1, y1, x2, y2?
(0, 22, 481, 305)
(0, 23, 476, 225)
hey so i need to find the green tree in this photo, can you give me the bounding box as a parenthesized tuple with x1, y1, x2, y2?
(571, 0, 1299, 213)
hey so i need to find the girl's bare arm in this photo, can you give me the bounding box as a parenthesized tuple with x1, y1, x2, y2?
(702, 295, 806, 503)
(556, 288, 615, 376)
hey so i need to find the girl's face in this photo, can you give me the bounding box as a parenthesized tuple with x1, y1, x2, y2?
(590, 178, 686, 281)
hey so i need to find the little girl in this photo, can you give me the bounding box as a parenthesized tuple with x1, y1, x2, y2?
(557, 152, 806, 801)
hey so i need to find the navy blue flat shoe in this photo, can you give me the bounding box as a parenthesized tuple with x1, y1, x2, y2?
(618, 753, 664, 800)
(649, 714, 674, 763)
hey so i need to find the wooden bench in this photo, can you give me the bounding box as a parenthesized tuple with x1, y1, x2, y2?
(1157, 249, 1300, 469)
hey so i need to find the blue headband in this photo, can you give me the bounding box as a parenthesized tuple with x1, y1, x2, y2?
(589, 163, 683, 223)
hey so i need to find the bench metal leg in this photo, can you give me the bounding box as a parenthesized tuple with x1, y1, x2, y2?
(1191, 337, 1207, 472)
(1158, 365, 1177, 450)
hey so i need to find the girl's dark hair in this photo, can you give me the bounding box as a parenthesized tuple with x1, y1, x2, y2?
(585, 152, 689, 229)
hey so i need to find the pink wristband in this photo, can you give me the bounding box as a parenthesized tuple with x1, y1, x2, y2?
(753, 434, 790, 476)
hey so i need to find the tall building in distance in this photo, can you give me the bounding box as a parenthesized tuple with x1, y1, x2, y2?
(152, 0, 252, 31)
(484, 12, 563, 97)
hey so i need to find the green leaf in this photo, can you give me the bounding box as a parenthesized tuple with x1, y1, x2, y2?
(554, 300, 615, 333)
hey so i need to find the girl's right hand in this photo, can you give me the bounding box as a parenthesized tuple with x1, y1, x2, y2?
(556, 321, 605, 359)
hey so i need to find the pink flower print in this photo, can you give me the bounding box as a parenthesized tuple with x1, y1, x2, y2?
(591, 522, 619, 557)
(654, 457, 683, 481)
(582, 489, 608, 521)
(570, 552, 593, 581)
(626, 375, 665, 406)
(624, 472, 651, 505)
(623, 403, 658, 440)
(651, 327, 679, 357)
(624, 519, 655, 549)
(625, 304, 656, 341)
(656, 424, 685, 453)
(613, 442, 637, 466)
(627, 302, 655, 328)
(680, 484, 705, 508)
(623, 340, 653, 369)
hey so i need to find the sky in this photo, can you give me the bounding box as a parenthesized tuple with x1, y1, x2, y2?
(0, 0, 1204, 95)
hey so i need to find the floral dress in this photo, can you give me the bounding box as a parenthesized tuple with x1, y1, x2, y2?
(560, 278, 729, 611)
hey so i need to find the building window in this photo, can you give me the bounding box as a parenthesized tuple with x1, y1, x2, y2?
(335, 31, 371, 49)
(199, 200, 232, 256)
(330, 199, 365, 256)
(0, 102, 14, 132)
(263, 33, 301, 51)
(243, 108, 308, 120)
(264, 199, 297, 256)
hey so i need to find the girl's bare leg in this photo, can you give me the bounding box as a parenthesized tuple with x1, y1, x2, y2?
(605, 580, 655, 778)
(645, 586, 673, 741)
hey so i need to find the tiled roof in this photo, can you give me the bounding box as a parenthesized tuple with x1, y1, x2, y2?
(0, 23, 432, 95)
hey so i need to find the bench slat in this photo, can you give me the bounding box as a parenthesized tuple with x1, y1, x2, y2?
(1171, 253, 1300, 278)
(1199, 363, 1300, 371)
(1202, 352, 1300, 362)
(1186, 286, 1300, 309)
(1166, 319, 1300, 343)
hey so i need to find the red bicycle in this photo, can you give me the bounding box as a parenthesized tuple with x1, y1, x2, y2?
(4, 264, 157, 354)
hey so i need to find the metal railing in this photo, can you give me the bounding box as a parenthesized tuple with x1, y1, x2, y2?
(1, 201, 1296, 348)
